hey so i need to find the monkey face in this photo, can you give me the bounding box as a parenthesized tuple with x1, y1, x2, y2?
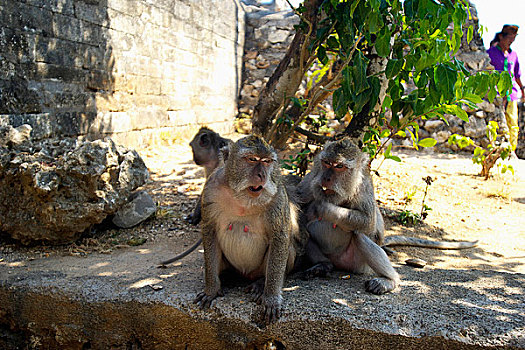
(310, 158, 348, 204)
(310, 139, 366, 204)
(226, 136, 279, 207)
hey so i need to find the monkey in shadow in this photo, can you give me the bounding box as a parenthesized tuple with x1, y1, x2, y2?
(185, 126, 232, 225)
(296, 138, 476, 294)
(193, 135, 305, 324)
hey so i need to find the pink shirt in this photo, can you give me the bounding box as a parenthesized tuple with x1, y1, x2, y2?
(487, 45, 522, 101)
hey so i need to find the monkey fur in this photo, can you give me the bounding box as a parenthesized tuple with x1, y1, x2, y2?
(185, 126, 232, 225)
(193, 135, 303, 324)
(297, 138, 400, 295)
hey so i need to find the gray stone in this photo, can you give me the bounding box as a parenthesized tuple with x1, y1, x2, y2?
(268, 29, 290, 43)
(0, 124, 32, 147)
(0, 239, 523, 348)
(464, 116, 487, 139)
(112, 190, 157, 229)
(0, 137, 149, 244)
(432, 130, 452, 144)
(423, 120, 444, 133)
(455, 51, 492, 71)
(478, 100, 496, 113)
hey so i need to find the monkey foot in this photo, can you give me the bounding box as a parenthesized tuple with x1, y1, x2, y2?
(184, 213, 201, 225)
(245, 278, 265, 303)
(299, 262, 333, 280)
(365, 277, 396, 295)
(262, 302, 282, 324)
(194, 290, 223, 309)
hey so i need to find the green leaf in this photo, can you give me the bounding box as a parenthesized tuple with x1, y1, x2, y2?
(454, 105, 469, 122)
(375, 27, 391, 57)
(462, 92, 483, 104)
(434, 64, 457, 101)
(326, 36, 339, 50)
(352, 51, 370, 94)
(386, 59, 403, 79)
(350, 0, 361, 17)
(318, 45, 328, 65)
(368, 12, 383, 34)
(497, 72, 512, 96)
(467, 25, 473, 44)
(384, 143, 401, 162)
(404, 0, 417, 20)
(418, 138, 437, 147)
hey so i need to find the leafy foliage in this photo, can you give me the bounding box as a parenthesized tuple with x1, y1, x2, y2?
(268, 0, 513, 163)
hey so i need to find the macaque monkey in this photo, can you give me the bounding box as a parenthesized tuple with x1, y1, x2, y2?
(160, 128, 231, 267)
(194, 135, 301, 324)
(185, 127, 232, 225)
(297, 138, 400, 295)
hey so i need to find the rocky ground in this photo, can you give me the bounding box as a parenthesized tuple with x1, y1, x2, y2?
(1, 138, 524, 277)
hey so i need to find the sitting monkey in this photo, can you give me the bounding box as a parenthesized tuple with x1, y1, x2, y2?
(297, 138, 400, 295)
(186, 126, 232, 225)
(194, 135, 303, 323)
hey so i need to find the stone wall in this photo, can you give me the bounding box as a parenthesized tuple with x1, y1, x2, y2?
(0, 0, 245, 147)
(237, 3, 298, 123)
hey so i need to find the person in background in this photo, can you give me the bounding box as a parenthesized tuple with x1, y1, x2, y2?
(487, 24, 524, 152)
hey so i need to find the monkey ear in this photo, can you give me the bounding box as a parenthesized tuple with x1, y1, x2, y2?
(219, 144, 230, 162)
(199, 133, 210, 147)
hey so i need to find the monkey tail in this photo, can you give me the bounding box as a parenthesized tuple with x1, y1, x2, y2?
(158, 238, 202, 267)
(383, 236, 478, 250)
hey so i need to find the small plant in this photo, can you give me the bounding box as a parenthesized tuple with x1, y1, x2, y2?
(448, 121, 514, 179)
(395, 176, 434, 226)
(281, 146, 312, 177)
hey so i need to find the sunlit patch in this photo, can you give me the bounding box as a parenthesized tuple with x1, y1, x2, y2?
(89, 262, 110, 269)
(332, 298, 353, 308)
(129, 278, 162, 289)
(159, 272, 179, 279)
(98, 271, 113, 277)
(8, 261, 25, 267)
(283, 286, 300, 292)
(136, 249, 151, 255)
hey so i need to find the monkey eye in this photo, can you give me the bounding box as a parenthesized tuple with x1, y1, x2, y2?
(322, 160, 332, 168)
(246, 156, 260, 163)
(334, 163, 344, 169)
(261, 158, 273, 164)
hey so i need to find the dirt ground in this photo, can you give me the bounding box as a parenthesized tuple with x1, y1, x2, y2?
(1, 137, 524, 276)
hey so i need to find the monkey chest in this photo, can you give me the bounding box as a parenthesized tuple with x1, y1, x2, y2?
(217, 220, 269, 277)
(307, 219, 352, 255)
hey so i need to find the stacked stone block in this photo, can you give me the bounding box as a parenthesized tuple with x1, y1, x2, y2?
(0, 0, 245, 147)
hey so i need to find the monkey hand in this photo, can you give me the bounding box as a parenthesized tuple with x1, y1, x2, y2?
(194, 289, 224, 309)
(245, 278, 265, 303)
(307, 200, 325, 221)
(258, 294, 283, 324)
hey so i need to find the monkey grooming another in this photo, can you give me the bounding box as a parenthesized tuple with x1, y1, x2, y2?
(185, 126, 232, 225)
(298, 138, 400, 295)
(194, 135, 301, 324)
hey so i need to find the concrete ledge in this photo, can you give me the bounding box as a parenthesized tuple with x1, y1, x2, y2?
(0, 240, 523, 349)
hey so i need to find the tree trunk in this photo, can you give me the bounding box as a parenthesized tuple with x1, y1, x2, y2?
(251, 0, 324, 145)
